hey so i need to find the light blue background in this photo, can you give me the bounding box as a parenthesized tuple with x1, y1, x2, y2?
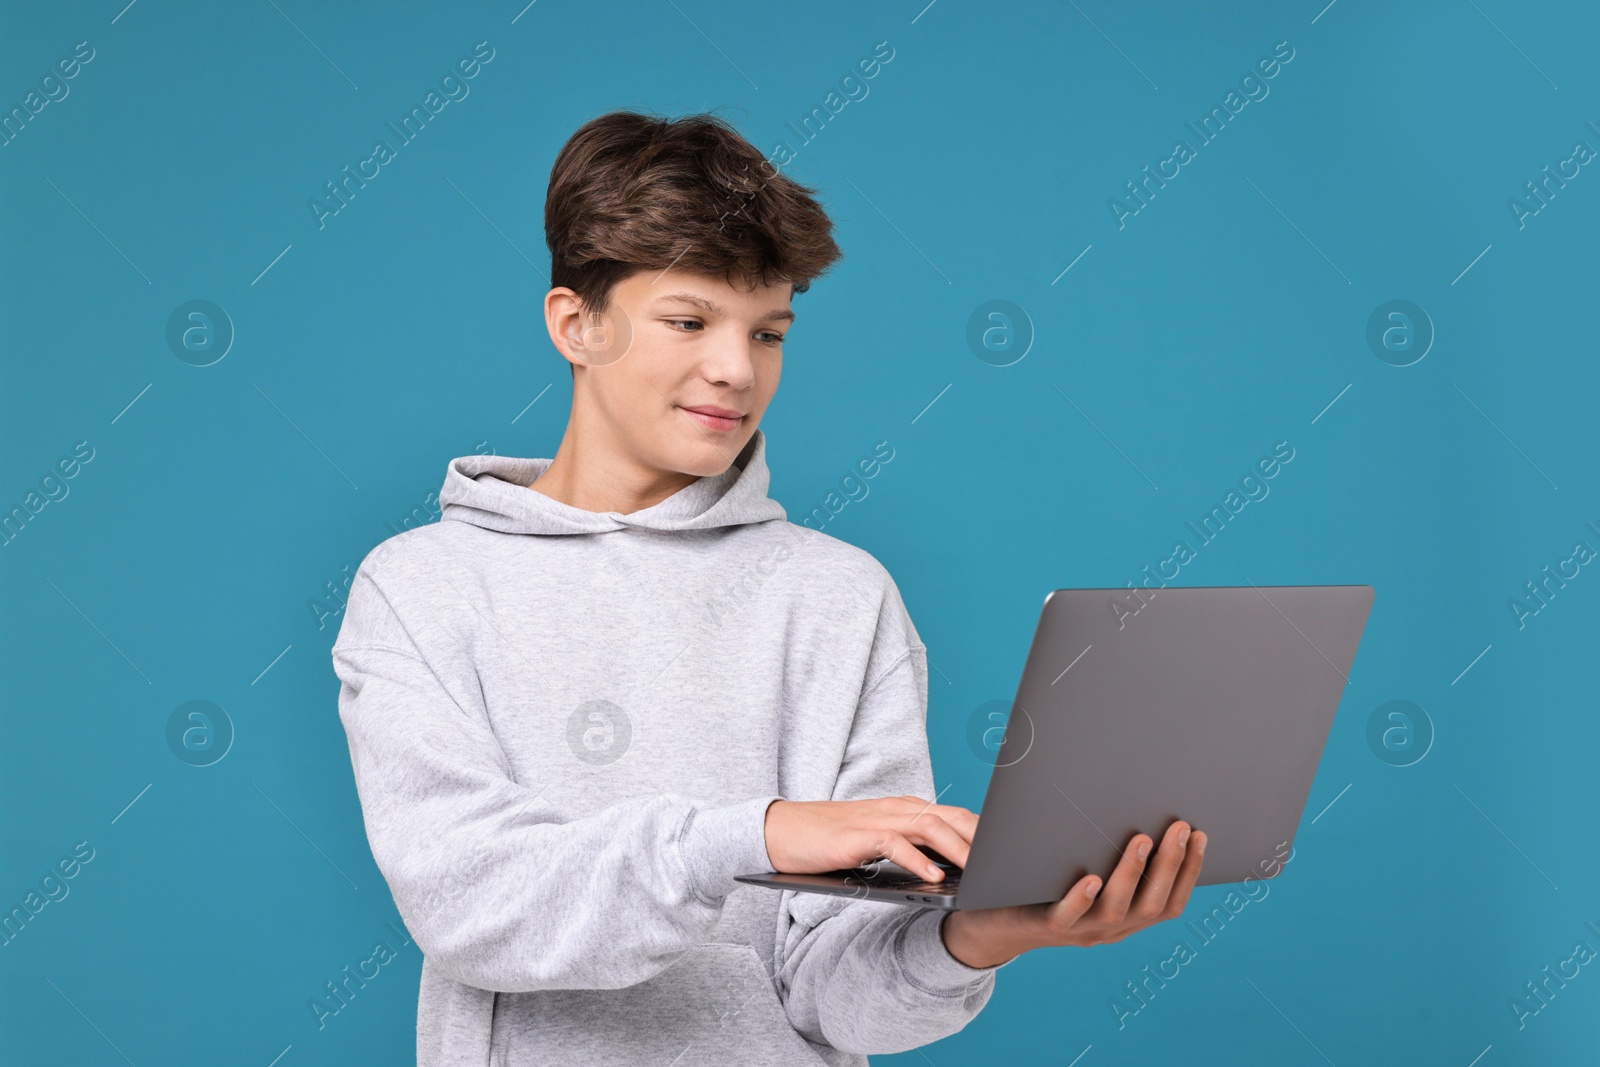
(3, 1, 1596, 1063)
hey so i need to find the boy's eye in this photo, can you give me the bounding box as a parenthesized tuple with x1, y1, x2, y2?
(666, 319, 784, 345)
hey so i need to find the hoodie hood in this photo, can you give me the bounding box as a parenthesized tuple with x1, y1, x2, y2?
(438, 429, 787, 536)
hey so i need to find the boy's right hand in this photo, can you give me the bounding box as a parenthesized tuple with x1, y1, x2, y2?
(762, 797, 979, 882)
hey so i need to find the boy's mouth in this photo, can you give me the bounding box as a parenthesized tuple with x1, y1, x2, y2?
(679, 405, 744, 432)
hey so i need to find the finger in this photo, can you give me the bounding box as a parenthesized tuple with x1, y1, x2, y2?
(898, 798, 981, 847)
(1092, 833, 1153, 921)
(1129, 820, 1191, 920)
(1042, 873, 1102, 936)
(920, 804, 980, 843)
(899, 815, 973, 870)
(1159, 830, 1207, 919)
(866, 830, 946, 881)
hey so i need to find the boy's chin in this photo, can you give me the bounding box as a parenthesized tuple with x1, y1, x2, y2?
(655, 430, 753, 479)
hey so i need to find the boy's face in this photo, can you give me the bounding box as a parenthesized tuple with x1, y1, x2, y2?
(547, 268, 792, 479)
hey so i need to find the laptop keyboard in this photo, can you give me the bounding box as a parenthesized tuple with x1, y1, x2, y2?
(843, 868, 962, 895)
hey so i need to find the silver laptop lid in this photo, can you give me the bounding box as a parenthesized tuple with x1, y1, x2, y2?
(955, 585, 1373, 911)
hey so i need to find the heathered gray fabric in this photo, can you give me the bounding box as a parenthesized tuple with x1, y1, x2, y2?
(331, 430, 997, 1066)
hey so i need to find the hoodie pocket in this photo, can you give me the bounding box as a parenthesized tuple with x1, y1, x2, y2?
(488, 942, 828, 1066)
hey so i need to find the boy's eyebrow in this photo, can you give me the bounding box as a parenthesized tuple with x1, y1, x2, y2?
(651, 291, 795, 323)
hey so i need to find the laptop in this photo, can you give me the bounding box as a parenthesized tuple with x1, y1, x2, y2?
(736, 584, 1374, 911)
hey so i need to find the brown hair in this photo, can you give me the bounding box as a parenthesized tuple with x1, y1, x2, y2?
(544, 110, 842, 313)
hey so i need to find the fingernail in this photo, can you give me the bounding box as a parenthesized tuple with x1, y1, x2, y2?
(1137, 839, 1151, 860)
(1085, 878, 1101, 900)
(1196, 835, 1207, 855)
(1178, 826, 1191, 847)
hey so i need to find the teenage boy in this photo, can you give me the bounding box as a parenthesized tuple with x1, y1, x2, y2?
(333, 111, 1205, 1066)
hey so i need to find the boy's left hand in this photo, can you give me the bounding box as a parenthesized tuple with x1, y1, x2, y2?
(939, 819, 1206, 969)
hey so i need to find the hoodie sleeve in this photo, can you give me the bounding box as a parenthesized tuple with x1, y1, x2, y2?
(332, 563, 777, 994)
(773, 595, 1001, 1054)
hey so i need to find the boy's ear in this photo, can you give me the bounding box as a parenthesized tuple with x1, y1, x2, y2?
(545, 287, 633, 368)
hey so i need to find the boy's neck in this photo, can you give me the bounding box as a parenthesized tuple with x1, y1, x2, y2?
(528, 432, 700, 516)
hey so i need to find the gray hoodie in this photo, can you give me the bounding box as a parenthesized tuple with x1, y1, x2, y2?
(332, 430, 997, 1066)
